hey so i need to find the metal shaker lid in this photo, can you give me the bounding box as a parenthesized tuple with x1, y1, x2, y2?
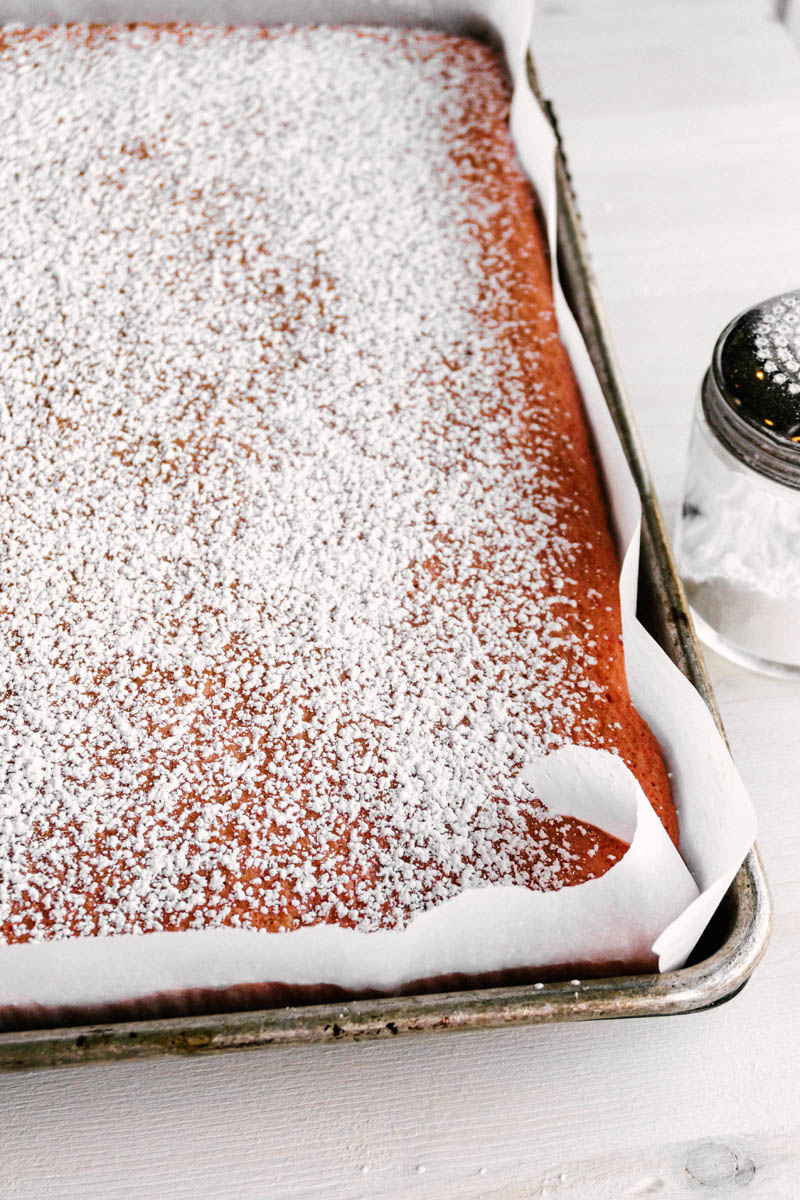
(714, 290, 800, 442)
(703, 290, 800, 488)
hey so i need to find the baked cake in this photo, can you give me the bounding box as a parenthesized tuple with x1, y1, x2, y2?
(0, 26, 675, 971)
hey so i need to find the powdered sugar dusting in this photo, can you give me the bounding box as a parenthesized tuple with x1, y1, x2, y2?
(0, 24, 627, 944)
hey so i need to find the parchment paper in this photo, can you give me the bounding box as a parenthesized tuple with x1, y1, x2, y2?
(0, 0, 756, 1013)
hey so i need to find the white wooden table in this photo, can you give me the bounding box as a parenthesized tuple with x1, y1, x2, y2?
(3, 3, 800, 1196)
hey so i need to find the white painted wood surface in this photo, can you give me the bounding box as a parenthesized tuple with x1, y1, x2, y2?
(783, 0, 800, 49)
(3, 2, 800, 1197)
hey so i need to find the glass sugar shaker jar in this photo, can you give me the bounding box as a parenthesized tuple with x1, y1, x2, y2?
(675, 289, 800, 677)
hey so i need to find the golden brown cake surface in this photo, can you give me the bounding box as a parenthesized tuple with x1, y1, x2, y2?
(0, 24, 674, 946)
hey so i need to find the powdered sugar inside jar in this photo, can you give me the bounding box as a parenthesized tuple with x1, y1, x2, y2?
(675, 290, 800, 677)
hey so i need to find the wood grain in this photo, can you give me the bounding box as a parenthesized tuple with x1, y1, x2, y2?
(3, 2, 800, 1197)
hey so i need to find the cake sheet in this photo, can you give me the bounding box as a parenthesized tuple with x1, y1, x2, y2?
(0, 0, 756, 1015)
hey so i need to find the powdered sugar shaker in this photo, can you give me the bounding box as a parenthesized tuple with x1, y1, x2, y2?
(675, 290, 800, 677)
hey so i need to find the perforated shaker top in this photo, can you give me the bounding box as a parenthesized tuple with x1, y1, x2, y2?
(716, 290, 800, 444)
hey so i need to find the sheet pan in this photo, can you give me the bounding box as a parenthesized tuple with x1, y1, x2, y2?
(0, 8, 771, 1069)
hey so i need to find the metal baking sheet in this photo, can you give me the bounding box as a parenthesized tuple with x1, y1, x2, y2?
(0, 32, 771, 1072)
